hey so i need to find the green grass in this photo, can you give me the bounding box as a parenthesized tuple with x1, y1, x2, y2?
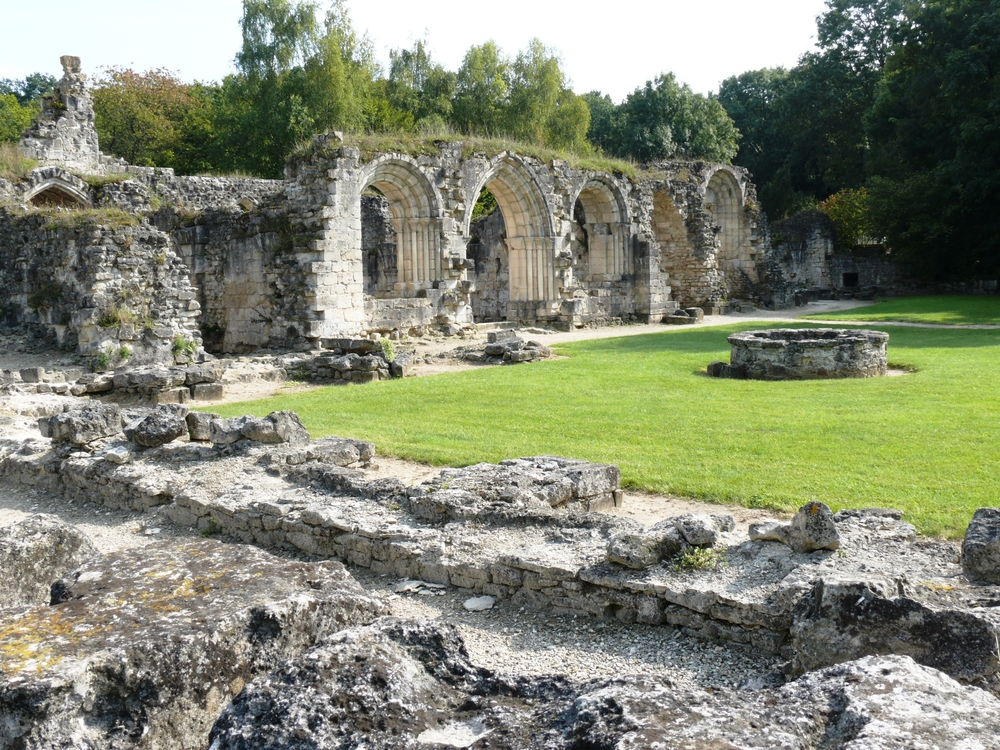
(802, 295, 1000, 326)
(292, 130, 651, 180)
(214, 323, 1000, 538)
(0, 142, 37, 183)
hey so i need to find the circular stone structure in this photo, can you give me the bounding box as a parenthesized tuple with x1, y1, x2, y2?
(712, 328, 888, 380)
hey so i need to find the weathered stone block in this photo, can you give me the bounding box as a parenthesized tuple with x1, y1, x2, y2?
(192, 382, 224, 401)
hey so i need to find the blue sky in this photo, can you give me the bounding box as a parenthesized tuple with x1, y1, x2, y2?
(1, 0, 828, 100)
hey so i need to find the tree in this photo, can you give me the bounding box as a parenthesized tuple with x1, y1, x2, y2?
(451, 41, 511, 136)
(865, 0, 1000, 279)
(0, 94, 33, 142)
(386, 39, 455, 129)
(216, 0, 379, 177)
(611, 73, 739, 163)
(582, 91, 617, 153)
(92, 67, 198, 167)
(0, 73, 56, 106)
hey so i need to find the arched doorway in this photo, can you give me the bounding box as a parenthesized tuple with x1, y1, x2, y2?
(705, 169, 744, 270)
(466, 157, 554, 321)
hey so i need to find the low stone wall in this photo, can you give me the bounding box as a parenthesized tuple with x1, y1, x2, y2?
(720, 328, 889, 380)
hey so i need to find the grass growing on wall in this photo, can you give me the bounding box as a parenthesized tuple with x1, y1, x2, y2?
(802, 295, 1000, 326)
(0, 142, 37, 183)
(293, 130, 654, 181)
(214, 323, 1000, 538)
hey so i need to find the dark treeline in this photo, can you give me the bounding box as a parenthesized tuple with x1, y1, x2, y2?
(2, 0, 998, 280)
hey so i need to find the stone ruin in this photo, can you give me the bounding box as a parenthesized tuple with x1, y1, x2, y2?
(709, 328, 889, 380)
(2, 394, 1000, 746)
(0, 57, 778, 371)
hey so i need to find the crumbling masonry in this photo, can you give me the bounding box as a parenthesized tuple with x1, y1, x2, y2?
(1, 57, 772, 360)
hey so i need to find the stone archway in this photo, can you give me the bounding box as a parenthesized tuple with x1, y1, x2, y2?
(469, 156, 555, 320)
(705, 169, 746, 286)
(359, 158, 441, 295)
(573, 179, 630, 281)
(21, 167, 92, 209)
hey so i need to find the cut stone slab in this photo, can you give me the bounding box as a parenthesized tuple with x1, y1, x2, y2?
(0, 539, 387, 750)
(210, 411, 310, 446)
(962, 507, 1000, 584)
(789, 572, 1000, 685)
(463, 595, 495, 611)
(186, 410, 218, 442)
(0, 514, 98, 609)
(208, 619, 1000, 749)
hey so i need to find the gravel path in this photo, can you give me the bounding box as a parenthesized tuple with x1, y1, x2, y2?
(349, 567, 781, 687)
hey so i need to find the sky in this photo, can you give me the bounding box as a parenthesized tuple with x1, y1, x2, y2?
(0, 0, 829, 101)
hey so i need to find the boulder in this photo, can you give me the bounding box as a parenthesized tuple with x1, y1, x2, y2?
(39, 402, 123, 445)
(0, 539, 387, 750)
(209, 411, 310, 447)
(962, 507, 1000, 584)
(208, 619, 1000, 749)
(420, 456, 620, 512)
(0, 515, 98, 609)
(789, 573, 1000, 684)
(125, 406, 188, 448)
(750, 501, 840, 552)
(669, 513, 735, 547)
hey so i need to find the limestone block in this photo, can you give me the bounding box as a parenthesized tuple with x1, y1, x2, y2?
(750, 502, 840, 553)
(962, 508, 1000, 583)
(42, 403, 123, 445)
(192, 383, 225, 401)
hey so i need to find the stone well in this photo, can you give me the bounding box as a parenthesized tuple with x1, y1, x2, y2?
(709, 328, 888, 380)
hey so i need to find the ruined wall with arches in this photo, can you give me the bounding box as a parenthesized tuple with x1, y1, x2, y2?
(276, 135, 764, 342)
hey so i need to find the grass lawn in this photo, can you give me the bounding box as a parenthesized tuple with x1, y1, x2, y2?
(801, 295, 1000, 325)
(214, 323, 1000, 538)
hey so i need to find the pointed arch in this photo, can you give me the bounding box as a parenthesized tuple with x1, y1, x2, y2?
(21, 167, 92, 208)
(572, 178, 631, 280)
(468, 155, 556, 307)
(704, 168, 744, 265)
(359, 156, 443, 292)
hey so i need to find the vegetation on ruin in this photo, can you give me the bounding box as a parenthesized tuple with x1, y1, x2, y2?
(73, 173, 131, 189)
(0, 142, 37, 182)
(214, 323, 1000, 539)
(803, 295, 1000, 326)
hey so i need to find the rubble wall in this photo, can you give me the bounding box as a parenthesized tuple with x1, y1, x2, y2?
(0, 210, 201, 364)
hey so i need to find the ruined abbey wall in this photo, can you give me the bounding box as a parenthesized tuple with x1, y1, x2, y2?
(1, 56, 788, 359)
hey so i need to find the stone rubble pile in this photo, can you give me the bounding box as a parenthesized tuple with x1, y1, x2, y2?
(2, 362, 225, 403)
(461, 329, 553, 364)
(207, 618, 1000, 749)
(0, 538, 387, 750)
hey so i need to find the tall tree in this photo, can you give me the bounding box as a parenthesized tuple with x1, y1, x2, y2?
(865, 0, 1000, 279)
(386, 39, 455, 129)
(451, 41, 511, 136)
(611, 73, 739, 163)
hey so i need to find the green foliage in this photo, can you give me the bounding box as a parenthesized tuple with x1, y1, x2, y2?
(452, 41, 512, 137)
(38, 208, 138, 230)
(98, 304, 140, 328)
(171, 334, 198, 359)
(0, 142, 37, 181)
(674, 547, 726, 572)
(864, 0, 1000, 280)
(212, 323, 1000, 538)
(595, 74, 739, 164)
(0, 93, 33, 143)
(470, 189, 498, 222)
(718, 0, 905, 219)
(378, 337, 395, 361)
(0, 73, 56, 105)
(819, 187, 877, 248)
(802, 295, 1000, 326)
(73, 173, 130, 189)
